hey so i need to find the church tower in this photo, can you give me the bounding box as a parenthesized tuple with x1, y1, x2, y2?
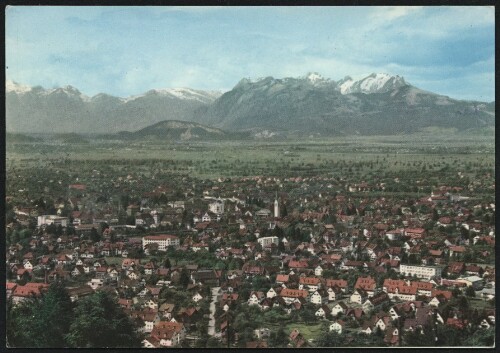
(274, 192, 280, 218)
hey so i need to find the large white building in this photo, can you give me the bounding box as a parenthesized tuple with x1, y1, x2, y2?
(37, 215, 69, 227)
(142, 235, 180, 252)
(208, 199, 224, 215)
(400, 264, 442, 280)
(257, 236, 279, 248)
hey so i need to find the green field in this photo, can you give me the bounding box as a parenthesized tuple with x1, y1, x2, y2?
(6, 134, 495, 180)
(469, 297, 494, 310)
(285, 321, 324, 341)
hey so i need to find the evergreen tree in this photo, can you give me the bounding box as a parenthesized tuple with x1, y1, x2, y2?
(36, 282, 74, 346)
(179, 268, 191, 288)
(65, 291, 141, 347)
(7, 282, 74, 347)
(315, 331, 346, 347)
(90, 227, 101, 243)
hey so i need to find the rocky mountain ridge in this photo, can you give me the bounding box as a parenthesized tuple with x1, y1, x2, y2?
(6, 73, 494, 136)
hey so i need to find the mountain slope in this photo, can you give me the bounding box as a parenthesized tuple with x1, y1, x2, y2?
(6, 74, 494, 136)
(118, 120, 232, 141)
(6, 81, 222, 133)
(195, 73, 494, 135)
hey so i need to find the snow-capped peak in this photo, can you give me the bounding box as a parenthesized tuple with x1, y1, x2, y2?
(155, 87, 222, 103)
(50, 85, 90, 101)
(305, 72, 327, 84)
(6, 80, 32, 94)
(360, 73, 392, 91)
(122, 87, 222, 104)
(338, 76, 355, 94)
(338, 73, 407, 94)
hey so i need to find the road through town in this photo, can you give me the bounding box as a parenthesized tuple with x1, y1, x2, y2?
(208, 287, 220, 336)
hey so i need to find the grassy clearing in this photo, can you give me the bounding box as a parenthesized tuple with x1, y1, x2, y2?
(469, 298, 493, 310)
(285, 321, 325, 341)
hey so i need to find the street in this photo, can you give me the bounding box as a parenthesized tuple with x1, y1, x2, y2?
(208, 286, 220, 336)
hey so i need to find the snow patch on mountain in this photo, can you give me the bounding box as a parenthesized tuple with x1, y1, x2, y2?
(339, 78, 355, 94)
(120, 94, 146, 103)
(51, 86, 91, 101)
(360, 73, 392, 92)
(158, 88, 222, 102)
(306, 72, 325, 84)
(6, 80, 32, 94)
(120, 88, 222, 104)
(338, 73, 407, 94)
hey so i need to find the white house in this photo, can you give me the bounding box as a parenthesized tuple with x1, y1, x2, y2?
(192, 292, 203, 303)
(327, 287, 342, 302)
(144, 299, 158, 311)
(331, 302, 347, 317)
(87, 278, 104, 290)
(330, 321, 344, 334)
(350, 289, 366, 304)
(314, 265, 323, 277)
(22, 260, 33, 270)
(267, 287, 278, 298)
(248, 291, 265, 306)
(310, 290, 328, 305)
(315, 305, 330, 319)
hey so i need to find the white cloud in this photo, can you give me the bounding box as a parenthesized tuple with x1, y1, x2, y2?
(370, 6, 423, 22)
(5, 6, 494, 101)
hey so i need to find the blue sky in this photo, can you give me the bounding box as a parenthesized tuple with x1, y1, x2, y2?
(5, 6, 495, 101)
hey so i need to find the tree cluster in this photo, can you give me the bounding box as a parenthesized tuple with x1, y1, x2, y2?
(7, 282, 141, 348)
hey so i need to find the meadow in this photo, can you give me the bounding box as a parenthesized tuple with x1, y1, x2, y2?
(6, 134, 495, 209)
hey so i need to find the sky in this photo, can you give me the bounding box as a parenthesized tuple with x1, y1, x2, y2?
(5, 6, 495, 101)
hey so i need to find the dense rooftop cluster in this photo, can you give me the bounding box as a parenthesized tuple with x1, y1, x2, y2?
(6, 159, 495, 347)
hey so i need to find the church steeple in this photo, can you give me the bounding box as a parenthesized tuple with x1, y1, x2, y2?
(274, 192, 280, 218)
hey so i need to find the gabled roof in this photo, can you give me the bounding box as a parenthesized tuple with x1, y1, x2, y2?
(355, 276, 376, 291)
(151, 321, 184, 340)
(280, 288, 308, 298)
(12, 283, 49, 297)
(299, 277, 320, 285)
(276, 274, 289, 283)
(288, 260, 308, 268)
(325, 278, 348, 288)
(368, 292, 390, 305)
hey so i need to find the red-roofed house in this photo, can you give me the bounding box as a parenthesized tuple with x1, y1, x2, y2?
(355, 276, 377, 296)
(11, 283, 49, 305)
(149, 321, 185, 347)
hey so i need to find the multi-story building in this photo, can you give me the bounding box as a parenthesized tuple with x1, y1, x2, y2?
(37, 215, 69, 227)
(400, 264, 442, 280)
(257, 236, 279, 248)
(142, 235, 180, 252)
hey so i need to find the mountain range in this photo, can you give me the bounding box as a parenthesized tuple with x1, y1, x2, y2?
(6, 73, 495, 137)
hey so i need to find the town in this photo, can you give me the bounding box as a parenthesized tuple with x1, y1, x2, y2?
(5, 137, 495, 348)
